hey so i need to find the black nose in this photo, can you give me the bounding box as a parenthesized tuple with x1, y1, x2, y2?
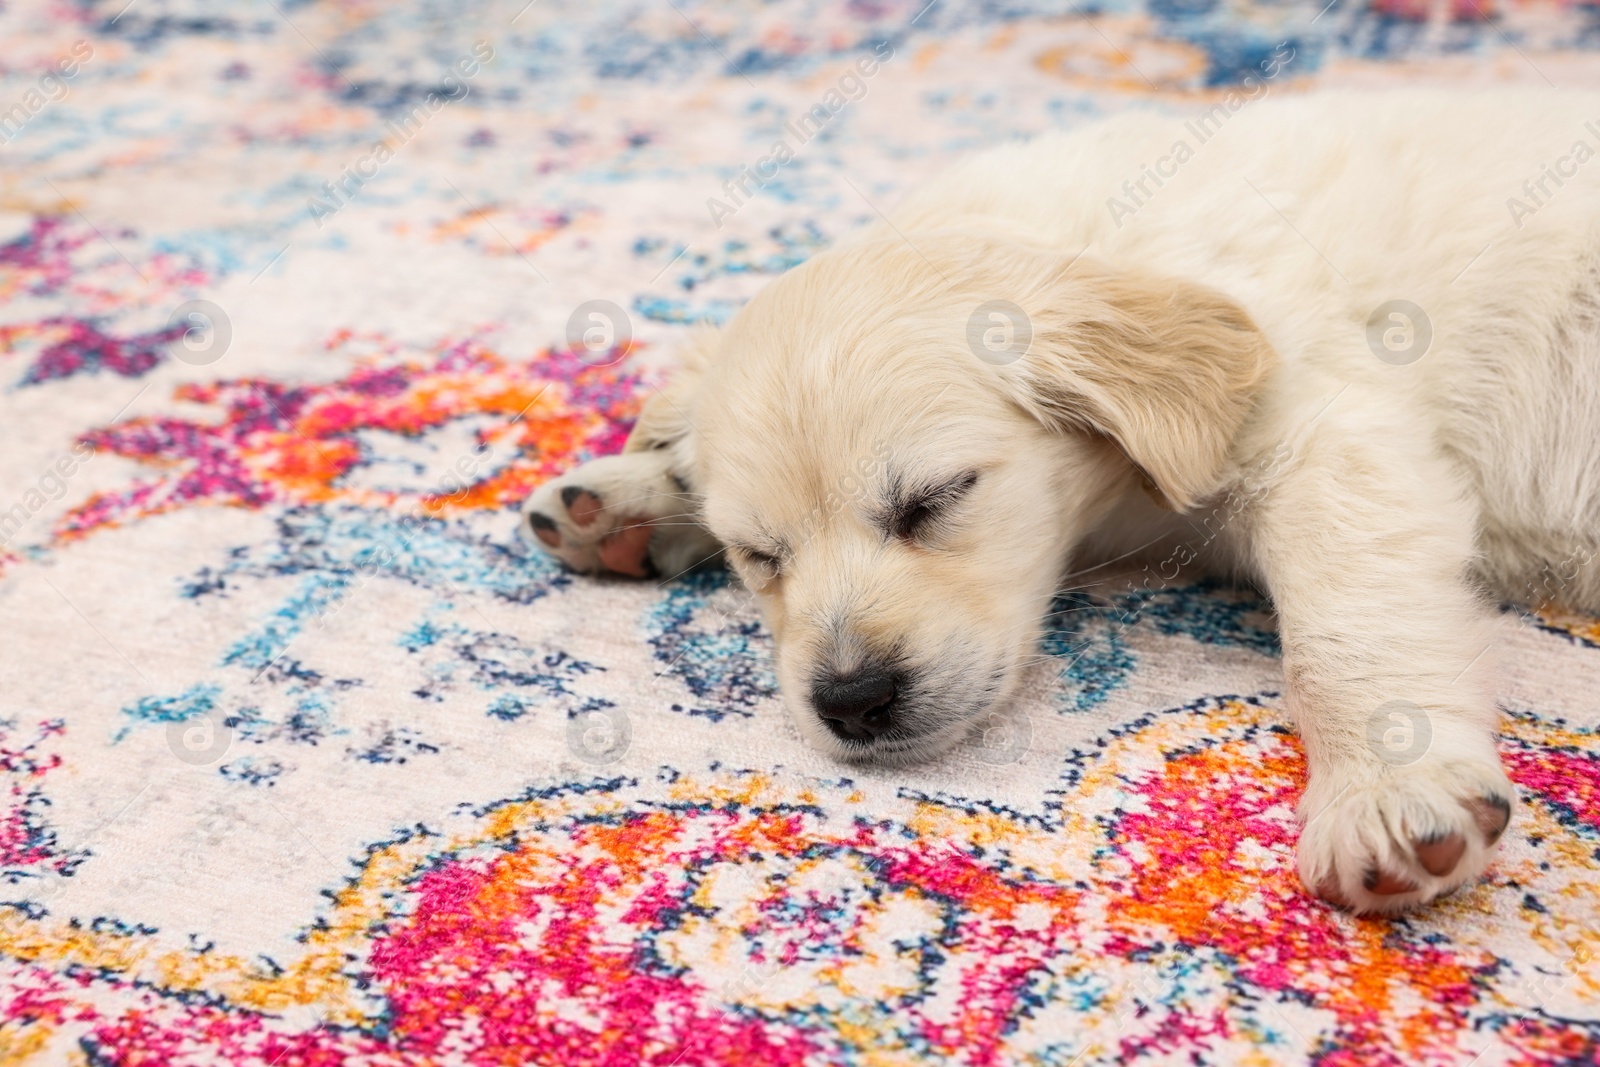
(812, 670, 897, 741)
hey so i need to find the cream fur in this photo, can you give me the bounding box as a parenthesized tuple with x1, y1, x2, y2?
(523, 89, 1600, 915)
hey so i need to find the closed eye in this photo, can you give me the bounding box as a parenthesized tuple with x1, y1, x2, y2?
(733, 545, 784, 582)
(886, 471, 980, 541)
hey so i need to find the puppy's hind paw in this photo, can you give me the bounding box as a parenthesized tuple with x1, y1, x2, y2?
(1296, 756, 1514, 915)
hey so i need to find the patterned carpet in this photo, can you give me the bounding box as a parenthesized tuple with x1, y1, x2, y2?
(1, 0, 1599, 1063)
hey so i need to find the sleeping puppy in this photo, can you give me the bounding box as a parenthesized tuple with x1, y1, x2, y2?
(522, 89, 1600, 915)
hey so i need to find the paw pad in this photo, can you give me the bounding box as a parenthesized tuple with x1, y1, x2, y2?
(521, 451, 719, 581)
(561, 486, 605, 527)
(1314, 877, 1350, 909)
(1463, 794, 1511, 843)
(597, 523, 657, 578)
(1363, 869, 1418, 896)
(1413, 832, 1466, 877)
(1298, 759, 1515, 915)
(527, 511, 561, 548)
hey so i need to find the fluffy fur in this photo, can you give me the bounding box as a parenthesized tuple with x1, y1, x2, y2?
(523, 89, 1600, 914)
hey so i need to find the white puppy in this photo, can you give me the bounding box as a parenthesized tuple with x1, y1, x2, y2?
(523, 89, 1600, 914)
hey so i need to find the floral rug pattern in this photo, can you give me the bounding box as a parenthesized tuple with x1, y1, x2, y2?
(1, 0, 1598, 1063)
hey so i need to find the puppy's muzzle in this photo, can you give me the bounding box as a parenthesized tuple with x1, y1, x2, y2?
(812, 667, 898, 742)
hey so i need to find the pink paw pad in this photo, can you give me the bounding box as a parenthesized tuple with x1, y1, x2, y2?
(561, 486, 605, 527)
(598, 522, 656, 578)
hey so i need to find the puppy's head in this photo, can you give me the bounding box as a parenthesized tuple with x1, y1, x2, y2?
(656, 234, 1274, 763)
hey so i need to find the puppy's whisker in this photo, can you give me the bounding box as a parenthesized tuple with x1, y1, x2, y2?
(591, 490, 692, 513)
(1012, 653, 1087, 669)
(1056, 533, 1173, 585)
(659, 544, 729, 583)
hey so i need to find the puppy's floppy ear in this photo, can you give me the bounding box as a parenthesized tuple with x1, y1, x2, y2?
(623, 325, 718, 468)
(994, 258, 1276, 512)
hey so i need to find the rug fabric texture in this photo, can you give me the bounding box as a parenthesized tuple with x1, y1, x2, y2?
(1, 1, 1598, 1064)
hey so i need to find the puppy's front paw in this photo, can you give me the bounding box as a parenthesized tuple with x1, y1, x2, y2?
(520, 452, 719, 579)
(1296, 755, 1513, 915)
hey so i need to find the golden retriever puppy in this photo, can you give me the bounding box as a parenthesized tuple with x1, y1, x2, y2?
(522, 88, 1600, 914)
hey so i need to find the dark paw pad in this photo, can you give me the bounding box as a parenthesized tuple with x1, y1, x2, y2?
(1314, 876, 1352, 909)
(1363, 868, 1419, 895)
(1462, 794, 1511, 843)
(527, 511, 560, 548)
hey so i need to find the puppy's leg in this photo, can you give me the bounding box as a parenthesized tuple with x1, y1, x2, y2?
(521, 450, 720, 578)
(522, 339, 722, 578)
(1245, 409, 1514, 914)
